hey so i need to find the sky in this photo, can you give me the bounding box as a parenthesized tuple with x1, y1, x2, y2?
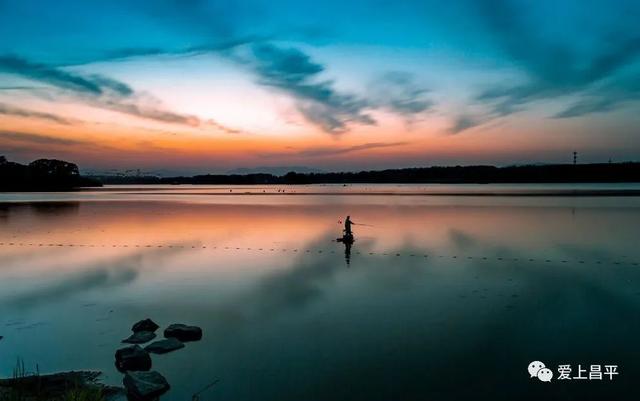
(0, 0, 639, 175)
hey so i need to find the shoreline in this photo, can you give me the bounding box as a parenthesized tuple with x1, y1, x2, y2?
(112, 189, 640, 197)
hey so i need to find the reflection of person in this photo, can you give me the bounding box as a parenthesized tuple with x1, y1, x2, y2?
(344, 216, 355, 235)
(344, 240, 352, 266)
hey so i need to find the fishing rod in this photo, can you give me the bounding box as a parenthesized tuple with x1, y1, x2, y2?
(337, 220, 377, 228)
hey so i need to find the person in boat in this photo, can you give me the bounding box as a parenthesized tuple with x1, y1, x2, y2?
(344, 216, 355, 236)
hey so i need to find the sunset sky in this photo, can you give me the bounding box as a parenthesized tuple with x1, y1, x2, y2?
(1, 0, 639, 175)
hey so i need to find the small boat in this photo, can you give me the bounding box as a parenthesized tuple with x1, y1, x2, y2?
(337, 233, 354, 244)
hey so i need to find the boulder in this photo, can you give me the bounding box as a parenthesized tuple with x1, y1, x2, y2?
(132, 319, 159, 333)
(122, 331, 156, 344)
(164, 324, 202, 342)
(123, 371, 169, 400)
(114, 345, 151, 372)
(144, 338, 185, 354)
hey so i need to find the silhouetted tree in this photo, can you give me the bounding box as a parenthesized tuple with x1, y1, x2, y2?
(29, 159, 80, 178)
(0, 156, 100, 190)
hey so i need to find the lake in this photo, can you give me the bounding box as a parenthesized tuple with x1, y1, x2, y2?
(1, 184, 639, 400)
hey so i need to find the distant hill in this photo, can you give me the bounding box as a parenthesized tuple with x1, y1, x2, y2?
(227, 166, 325, 176)
(89, 162, 640, 185)
(0, 156, 102, 191)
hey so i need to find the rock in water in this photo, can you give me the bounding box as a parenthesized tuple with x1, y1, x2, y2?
(115, 345, 152, 372)
(144, 338, 185, 354)
(132, 319, 159, 333)
(122, 331, 156, 344)
(123, 371, 170, 399)
(164, 324, 203, 342)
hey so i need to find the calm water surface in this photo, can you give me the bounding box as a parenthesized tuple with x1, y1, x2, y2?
(1, 184, 639, 400)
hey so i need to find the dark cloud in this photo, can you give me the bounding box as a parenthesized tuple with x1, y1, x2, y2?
(88, 74, 135, 96)
(478, 0, 640, 86)
(448, 115, 482, 135)
(0, 54, 243, 133)
(298, 141, 409, 157)
(4, 33, 430, 136)
(97, 41, 432, 134)
(554, 97, 618, 119)
(0, 130, 85, 146)
(249, 43, 376, 134)
(57, 40, 431, 135)
(98, 47, 168, 61)
(371, 72, 433, 117)
(68, 35, 264, 66)
(256, 141, 409, 158)
(0, 55, 131, 96)
(0, 103, 71, 125)
(97, 99, 199, 126)
(554, 75, 640, 118)
(140, 0, 238, 39)
(205, 119, 243, 134)
(0, 86, 42, 90)
(472, 0, 640, 123)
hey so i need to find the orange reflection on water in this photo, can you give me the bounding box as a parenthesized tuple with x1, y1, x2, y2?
(2, 195, 639, 278)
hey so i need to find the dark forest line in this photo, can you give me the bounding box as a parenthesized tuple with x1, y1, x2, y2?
(3, 155, 640, 190)
(92, 162, 640, 185)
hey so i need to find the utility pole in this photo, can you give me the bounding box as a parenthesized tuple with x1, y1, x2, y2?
(573, 151, 577, 165)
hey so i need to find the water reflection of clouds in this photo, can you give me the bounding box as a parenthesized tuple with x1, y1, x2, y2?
(4, 267, 138, 309)
(2, 198, 640, 400)
(555, 242, 621, 262)
(215, 238, 439, 326)
(181, 239, 640, 400)
(449, 227, 632, 264)
(0, 202, 80, 221)
(0, 245, 190, 310)
(0, 246, 61, 266)
(448, 229, 477, 249)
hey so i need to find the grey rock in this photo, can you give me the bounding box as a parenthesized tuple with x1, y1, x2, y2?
(164, 324, 202, 342)
(123, 371, 170, 399)
(132, 319, 159, 333)
(122, 331, 156, 344)
(114, 345, 151, 372)
(144, 338, 185, 354)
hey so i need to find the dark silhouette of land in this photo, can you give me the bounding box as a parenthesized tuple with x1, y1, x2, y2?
(0, 156, 102, 191)
(2, 155, 639, 190)
(91, 162, 640, 185)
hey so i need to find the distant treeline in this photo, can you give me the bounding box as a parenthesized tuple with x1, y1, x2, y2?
(93, 162, 640, 185)
(0, 156, 102, 190)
